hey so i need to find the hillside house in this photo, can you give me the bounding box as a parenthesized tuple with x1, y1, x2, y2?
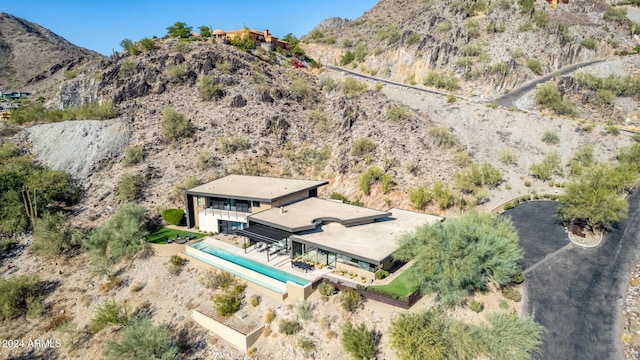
(212, 28, 289, 50)
(185, 175, 442, 273)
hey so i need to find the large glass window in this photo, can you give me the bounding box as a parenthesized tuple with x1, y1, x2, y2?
(208, 197, 250, 213)
(217, 220, 247, 234)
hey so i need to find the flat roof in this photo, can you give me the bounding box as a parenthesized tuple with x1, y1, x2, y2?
(248, 197, 391, 232)
(186, 175, 328, 203)
(291, 208, 443, 265)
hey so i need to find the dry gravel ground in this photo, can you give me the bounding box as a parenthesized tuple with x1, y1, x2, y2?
(0, 236, 522, 360)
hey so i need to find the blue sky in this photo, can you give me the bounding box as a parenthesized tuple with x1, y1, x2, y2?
(2, 1, 378, 55)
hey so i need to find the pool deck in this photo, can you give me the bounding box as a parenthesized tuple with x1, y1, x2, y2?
(194, 237, 329, 283)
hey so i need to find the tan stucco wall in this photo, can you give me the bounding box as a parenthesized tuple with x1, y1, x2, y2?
(184, 246, 287, 293)
(286, 281, 314, 301)
(191, 310, 263, 353)
(250, 201, 272, 214)
(192, 196, 200, 228)
(198, 212, 220, 233)
(149, 243, 186, 257)
(271, 189, 310, 208)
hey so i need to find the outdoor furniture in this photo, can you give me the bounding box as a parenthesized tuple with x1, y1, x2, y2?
(291, 261, 314, 273)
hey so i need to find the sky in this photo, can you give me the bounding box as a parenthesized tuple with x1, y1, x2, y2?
(2, 0, 379, 56)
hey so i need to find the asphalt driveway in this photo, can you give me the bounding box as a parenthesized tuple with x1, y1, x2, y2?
(503, 192, 640, 360)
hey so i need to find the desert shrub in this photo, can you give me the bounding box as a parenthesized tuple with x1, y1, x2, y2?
(530, 151, 562, 181)
(161, 208, 185, 226)
(351, 138, 377, 156)
(297, 300, 315, 320)
(216, 60, 233, 73)
(532, 9, 549, 27)
(340, 288, 363, 313)
(64, 68, 80, 80)
(502, 287, 522, 302)
(298, 337, 316, 355)
(343, 78, 368, 98)
(32, 211, 83, 258)
(161, 107, 194, 142)
(499, 148, 518, 165)
(486, 21, 506, 33)
(409, 185, 432, 210)
(219, 135, 249, 154)
(453, 151, 472, 167)
(139, 37, 156, 51)
(310, 110, 332, 132)
(405, 31, 421, 46)
(89, 299, 131, 333)
(470, 300, 484, 313)
(119, 57, 138, 78)
(117, 173, 145, 201)
(455, 163, 503, 193)
(342, 321, 378, 360)
(517, 21, 534, 32)
(359, 167, 393, 195)
(0, 275, 42, 321)
(290, 78, 317, 103)
(589, 89, 614, 106)
(580, 38, 597, 50)
(387, 105, 412, 121)
(250, 295, 260, 307)
(541, 130, 560, 144)
(603, 7, 627, 23)
(198, 76, 224, 101)
(447, 93, 456, 103)
(606, 124, 620, 136)
(173, 177, 201, 200)
(200, 269, 236, 290)
(464, 18, 481, 37)
(574, 72, 640, 97)
(169, 255, 183, 267)
(423, 71, 460, 91)
(166, 64, 186, 82)
(535, 83, 578, 116)
(354, 44, 368, 62)
(196, 150, 217, 169)
(213, 285, 245, 317)
(103, 317, 179, 360)
(376, 25, 401, 44)
(462, 44, 483, 57)
(25, 295, 43, 318)
(525, 59, 542, 75)
(488, 62, 510, 76)
(340, 50, 355, 65)
(479, 313, 545, 360)
(83, 203, 148, 272)
(380, 173, 395, 194)
(318, 283, 335, 297)
(265, 308, 276, 324)
(279, 319, 302, 335)
(428, 126, 456, 148)
(174, 40, 191, 54)
(432, 181, 456, 210)
(123, 145, 143, 165)
(57, 320, 79, 349)
(436, 21, 451, 33)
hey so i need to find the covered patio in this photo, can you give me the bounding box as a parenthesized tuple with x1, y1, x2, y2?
(235, 224, 292, 262)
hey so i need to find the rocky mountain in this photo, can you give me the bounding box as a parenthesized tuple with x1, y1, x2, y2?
(302, 0, 638, 96)
(0, 12, 102, 91)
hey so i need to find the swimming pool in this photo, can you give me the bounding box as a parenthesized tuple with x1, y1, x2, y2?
(189, 242, 310, 286)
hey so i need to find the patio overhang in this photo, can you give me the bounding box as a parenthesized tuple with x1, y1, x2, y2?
(235, 224, 292, 244)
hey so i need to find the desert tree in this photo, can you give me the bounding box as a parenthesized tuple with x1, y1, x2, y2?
(166, 21, 192, 38)
(103, 317, 179, 360)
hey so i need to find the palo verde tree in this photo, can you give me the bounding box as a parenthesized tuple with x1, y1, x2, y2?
(166, 21, 192, 38)
(394, 212, 523, 307)
(103, 317, 179, 360)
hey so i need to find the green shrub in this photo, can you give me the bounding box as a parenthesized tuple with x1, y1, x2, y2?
(409, 185, 432, 210)
(219, 135, 249, 154)
(250, 295, 260, 307)
(64, 68, 80, 80)
(525, 59, 542, 75)
(340, 288, 363, 313)
(499, 299, 510, 310)
(198, 76, 224, 101)
(89, 299, 131, 333)
(470, 300, 484, 313)
(265, 308, 276, 324)
(119, 57, 138, 78)
(196, 150, 217, 169)
(453, 151, 472, 167)
(342, 321, 378, 360)
(463, 18, 481, 37)
(375, 25, 401, 44)
(517, 21, 534, 32)
(605, 124, 620, 136)
(139, 37, 156, 51)
(32, 211, 83, 258)
(354, 44, 368, 62)
(405, 31, 421, 46)
(580, 38, 598, 50)
(532, 9, 549, 27)
(169, 255, 183, 267)
(103, 317, 179, 360)
(340, 50, 355, 65)
(123, 145, 143, 165)
(488, 62, 510, 76)
(603, 7, 627, 23)
(359, 167, 393, 195)
(290, 78, 317, 103)
(351, 138, 376, 157)
(511, 272, 525, 284)
(589, 89, 614, 107)
(318, 283, 335, 297)
(530, 151, 562, 181)
(455, 163, 503, 193)
(436, 21, 451, 33)
(0, 275, 42, 321)
(486, 21, 506, 33)
(423, 71, 460, 91)
(161, 107, 194, 142)
(343, 78, 368, 98)
(541, 130, 560, 144)
(387, 105, 412, 121)
(213, 285, 245, 317)
(499, 148, 518, 165)
(161, 208, 185, 226)
(432, 181, 456, 210)
(298, 338, 316, 355)
(462, 44, 483, 57)
(200, 269, 236, 290)
(375, 270, 390, 280)
(311, 110, 332, 132)
(173, 177, 201, 200)
(428, 126, 456, 148)
(279, 319, 302, 335)
(503, 287, 522, 302)
(117, 173, 145, 201)
(297, 300, 315, 320)
(536, 83, 578, 116)
(447, 93, 456, 103)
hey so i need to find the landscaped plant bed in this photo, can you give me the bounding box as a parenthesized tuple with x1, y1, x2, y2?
(322, 278, 422, 309)
(145, 227, 206, 244)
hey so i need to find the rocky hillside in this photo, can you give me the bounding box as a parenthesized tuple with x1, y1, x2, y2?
(19, 37, 466, 225)
(0, 12, 101, 92)
(302, 0, 638, 96)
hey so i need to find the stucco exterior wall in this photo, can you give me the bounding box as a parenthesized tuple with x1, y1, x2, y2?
(149, 243, 186, 257)
(191, 310, 264, 353)
(286, 281, 314, 301)
(271, 189, 311, 208)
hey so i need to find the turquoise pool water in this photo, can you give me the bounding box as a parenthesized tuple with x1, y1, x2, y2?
(189, 242, 310, 286)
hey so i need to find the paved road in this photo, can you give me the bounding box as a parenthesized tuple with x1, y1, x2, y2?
(493, 59, 605, 107)
(503, 191, 640, 360)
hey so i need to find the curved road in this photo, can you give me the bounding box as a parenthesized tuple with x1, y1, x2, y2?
(503, 191, 640, 360)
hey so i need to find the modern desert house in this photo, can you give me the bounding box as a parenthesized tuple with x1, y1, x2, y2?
(185, 175, 443, 274)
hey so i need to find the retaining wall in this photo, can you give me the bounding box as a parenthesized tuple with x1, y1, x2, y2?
(191, 310, 263, 353)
